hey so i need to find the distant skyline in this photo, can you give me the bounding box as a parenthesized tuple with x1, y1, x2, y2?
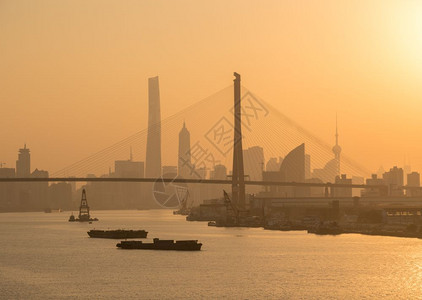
(1, 0, 422, 173)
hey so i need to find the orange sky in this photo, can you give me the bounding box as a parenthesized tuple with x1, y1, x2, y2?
(1, 0, 422, 175)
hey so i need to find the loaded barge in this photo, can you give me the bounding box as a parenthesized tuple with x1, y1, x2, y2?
(116, 238, 202, 251)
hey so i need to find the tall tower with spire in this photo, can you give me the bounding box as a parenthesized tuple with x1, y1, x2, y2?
(16, 144, 30, 178)
(178, 121, 192, 178)
(332, 114, 342, 175)
(145, 76, 162, 178)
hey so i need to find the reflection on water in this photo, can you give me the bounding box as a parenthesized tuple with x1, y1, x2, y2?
(1, 210, 422, 299)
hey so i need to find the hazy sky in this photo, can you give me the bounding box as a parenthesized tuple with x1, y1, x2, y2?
(1, 0, 422, 174)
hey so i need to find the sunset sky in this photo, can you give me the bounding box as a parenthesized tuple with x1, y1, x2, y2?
(1, 0, 422, 175)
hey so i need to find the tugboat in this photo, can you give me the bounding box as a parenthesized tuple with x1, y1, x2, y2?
(88, 229, 148, 239)
(68, 189, 99, 222)
(308, 222, 342, 235)
(116, 238, 202, 251)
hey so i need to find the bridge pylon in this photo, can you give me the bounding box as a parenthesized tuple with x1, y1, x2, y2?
(231, 72, 246, 209)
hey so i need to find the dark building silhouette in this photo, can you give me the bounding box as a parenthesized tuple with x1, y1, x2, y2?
(266, 157, 283, 172)
(261, 144, 309, 198)
(362, 174, 387, 197)
(114, 157, 144, 209)
(178, 121, 192, 179)
(305, 177, 325, 197)
(383, 166, 404, 196)
(280, 143, 305, 182)
(211, 164, 227, 180)
(16, 144, 30, 178)
(30, 169, 49, 210)
(333, 174, 352, 197)
(145, 76, 161, 178)
(279, 143, 307, 197)
(115, 159, 144, 178)
(262, 170, 282, 195)
(49, 182, 72, 209)
(407, 172, 420, 196)
(352, 176, 365, 197)
(243, 146, 264, 181)
(243, 146, 264, 196)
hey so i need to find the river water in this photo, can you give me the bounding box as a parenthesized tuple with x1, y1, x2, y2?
(0, 210, 421, 299)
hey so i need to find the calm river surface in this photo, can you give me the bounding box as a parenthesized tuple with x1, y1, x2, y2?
(1, 210, 422, 299)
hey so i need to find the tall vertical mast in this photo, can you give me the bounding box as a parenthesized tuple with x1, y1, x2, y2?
(145, 76, 162, 178)
(232, 72, 245, 209)
(332, 113, 342, 175)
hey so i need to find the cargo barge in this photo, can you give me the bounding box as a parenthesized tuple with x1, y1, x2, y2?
(116, 238, 202, 251)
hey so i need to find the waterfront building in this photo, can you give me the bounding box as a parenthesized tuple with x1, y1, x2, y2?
(407, 172, 421, 196)
(362, 174, 387, 197)
(352, 176, 365, 197)
(383, 166, 404, 196)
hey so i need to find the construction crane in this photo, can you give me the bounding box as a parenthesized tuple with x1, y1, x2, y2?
(173, 188, 191, 215)
(222, 190, 249, 225)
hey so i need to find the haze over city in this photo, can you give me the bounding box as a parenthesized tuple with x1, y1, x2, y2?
(2, 1, 422, 299)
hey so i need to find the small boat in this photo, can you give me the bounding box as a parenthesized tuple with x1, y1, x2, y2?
(116, 238, 202, 251)
(208, 221, 216, 226)
(308, 222, 343, 235)
(88, 229, 148, 239)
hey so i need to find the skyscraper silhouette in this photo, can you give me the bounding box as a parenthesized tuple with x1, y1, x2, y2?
(145, 76, 162, 178)
(178, 121, 192, 178)
(16, 144, 30, 178)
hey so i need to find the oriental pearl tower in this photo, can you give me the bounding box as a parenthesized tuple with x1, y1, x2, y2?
(332, 114, 342, 175)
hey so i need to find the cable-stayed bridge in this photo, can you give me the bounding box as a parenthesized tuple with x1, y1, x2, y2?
(3, 73, 384, 204)
(46, 85, 368, 180)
